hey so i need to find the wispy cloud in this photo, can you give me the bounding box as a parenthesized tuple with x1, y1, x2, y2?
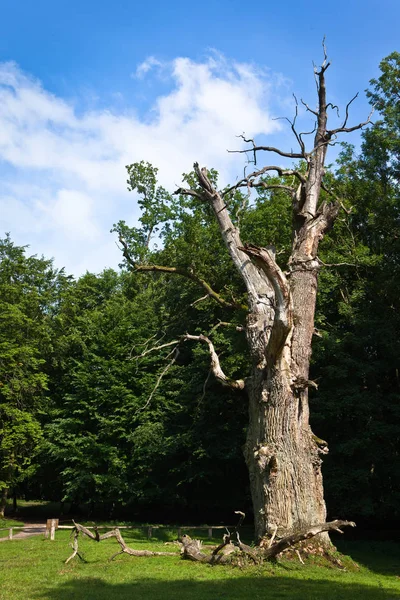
(0, 56, 284, 275)
(134, 56, 164, 78)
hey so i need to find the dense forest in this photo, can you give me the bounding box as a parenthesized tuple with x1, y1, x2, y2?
(1, 52, 399, 528)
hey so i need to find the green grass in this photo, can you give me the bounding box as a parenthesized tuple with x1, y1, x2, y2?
(0, 530, 399, 600)
(0, 517, 24, 528)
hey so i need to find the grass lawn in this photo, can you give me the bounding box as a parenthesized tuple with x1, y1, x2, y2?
(0, 529, 399, 600)
(0, 518, 24, 528)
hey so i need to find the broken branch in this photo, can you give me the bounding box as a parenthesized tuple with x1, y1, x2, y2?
(125, 259, 245, 311)
(134, 332, 245, 392)
(224, 165, 306, 196)
(262, 520, 356, 559)
(184, 333, 245, 390)
(65, 523, 178, 564)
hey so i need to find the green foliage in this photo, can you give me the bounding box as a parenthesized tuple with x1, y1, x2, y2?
(0, 236, 67, 502)
(366, 52, 400, 180)
(38, 266, 249, 516)
(0, 406, 42, 489)
(114, 161, 176, 263)
(310, 54, 400, 522)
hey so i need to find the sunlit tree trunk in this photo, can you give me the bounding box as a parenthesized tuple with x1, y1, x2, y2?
(0, 487, 8, 518)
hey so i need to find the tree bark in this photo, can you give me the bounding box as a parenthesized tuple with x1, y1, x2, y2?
(0, 487, 8, 518)
(243, 275, 327, 541)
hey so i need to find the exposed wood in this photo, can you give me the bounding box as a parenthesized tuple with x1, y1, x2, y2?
(65, 528, 86, 564)
(46, 519, 59, 541)
(183, 334, 245, 390)
(262, 520, 356, 559)
(64, 522, 178, 564)
(179, 520, 356, 564)
(136, 333, 246, 392)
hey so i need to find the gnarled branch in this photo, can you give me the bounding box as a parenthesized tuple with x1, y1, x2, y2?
(326, 104, 374, 138)
(65, 523, 178, 564)
(65, 517, 356, 566)
(134, 332, 245, 392)
(227, 135, 304, 162)
(239, 243, 292, 356)
(224, 165, 306, 197)
(184, 333, 245, 390)
(119, 236, 245, 311)
(181, 518, 356, 564)
(262, 520, 355, 559)
(185, 163, 274, 310)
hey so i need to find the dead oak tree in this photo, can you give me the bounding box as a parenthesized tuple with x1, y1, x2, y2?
(118, 46, 372, 542)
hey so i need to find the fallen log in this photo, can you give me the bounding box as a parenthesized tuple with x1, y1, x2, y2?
(64, 517, 356, 565)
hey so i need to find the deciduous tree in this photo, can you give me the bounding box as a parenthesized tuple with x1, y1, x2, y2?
(0, 236, 64, 517)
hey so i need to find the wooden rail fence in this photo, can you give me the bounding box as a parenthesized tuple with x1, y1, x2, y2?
(1, 521, 235, 541)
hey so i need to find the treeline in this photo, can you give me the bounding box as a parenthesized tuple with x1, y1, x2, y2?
(1, 53, 399, 525)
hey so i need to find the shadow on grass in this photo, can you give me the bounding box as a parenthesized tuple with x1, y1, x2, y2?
(35, 576, 400, 600)
(336, 539, 400, 578)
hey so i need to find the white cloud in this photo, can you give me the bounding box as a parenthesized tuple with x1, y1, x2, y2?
(134, 56, 164, 78)
(0, 55, 285, 275)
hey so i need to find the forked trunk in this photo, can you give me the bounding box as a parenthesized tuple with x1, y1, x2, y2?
(244, 270, 327, 540)
(190, 151, 337, 540)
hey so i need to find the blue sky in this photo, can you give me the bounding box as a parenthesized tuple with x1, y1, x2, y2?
(0, 0, 399, 274)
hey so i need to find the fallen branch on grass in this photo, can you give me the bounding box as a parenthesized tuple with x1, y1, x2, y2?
(180, 519, 356, 564)
(261, 520, 356, 559)
(65, 517, 356, 565)
(65, 521, 178, 564)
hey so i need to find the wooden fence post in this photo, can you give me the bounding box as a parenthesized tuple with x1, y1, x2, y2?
(208, 527, 213, 539)
(46, 519, 59, 541)
(148, 526, 153, 539)
(8, 528, 13, 540)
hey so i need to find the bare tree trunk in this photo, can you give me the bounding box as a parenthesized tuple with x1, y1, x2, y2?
(244, 277, 327, 540)
(0, 487, 8, 518)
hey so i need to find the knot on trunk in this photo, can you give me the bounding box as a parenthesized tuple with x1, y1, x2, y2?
(254, 444, 278, 475)
(292, 376, 318, 391)
(312, 433, 329, 455)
